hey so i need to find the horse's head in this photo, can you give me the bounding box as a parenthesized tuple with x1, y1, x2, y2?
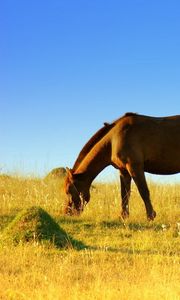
(64, 168, 90, 215)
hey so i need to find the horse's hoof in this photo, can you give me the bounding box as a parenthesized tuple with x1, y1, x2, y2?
(121, 210, 129, 219)
(147, 210, 156, 221)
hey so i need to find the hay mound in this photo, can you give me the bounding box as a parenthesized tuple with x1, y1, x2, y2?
(45, 167, 66, 181)
(2, 206, 69, 248)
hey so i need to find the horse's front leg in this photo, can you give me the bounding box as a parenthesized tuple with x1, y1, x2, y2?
(127, 163, 156, 220)
(120, 169, 131, 219)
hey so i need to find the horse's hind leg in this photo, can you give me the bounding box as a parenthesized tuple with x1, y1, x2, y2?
(120, 169, 131, 219)
(127, 163, 156, 220)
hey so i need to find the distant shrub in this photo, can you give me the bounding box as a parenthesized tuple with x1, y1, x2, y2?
(44, 167, 66, 181)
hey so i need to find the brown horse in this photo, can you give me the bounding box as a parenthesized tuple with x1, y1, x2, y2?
(64, 113, 180, 220)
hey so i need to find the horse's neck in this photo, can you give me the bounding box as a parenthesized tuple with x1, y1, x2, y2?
(74, 138, 111, 183)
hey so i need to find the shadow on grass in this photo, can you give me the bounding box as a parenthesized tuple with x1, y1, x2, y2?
(68, 236, 88, 250)
(56, 216, 168, 232)
(127, 222, 171, 232)
(1, 214, 171, 252)
(100, 220, 170, 232)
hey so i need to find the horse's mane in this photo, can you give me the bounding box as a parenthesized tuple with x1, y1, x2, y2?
(72, 122, 115, 171)
(72, 112, 137, 172)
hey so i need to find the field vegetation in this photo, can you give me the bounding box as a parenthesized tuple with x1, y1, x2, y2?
(0, 173, 179, 299)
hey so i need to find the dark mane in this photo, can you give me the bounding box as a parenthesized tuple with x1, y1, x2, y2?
(111, 112, 138, 125)
(72, 112, 138, 172)
(72, 123, 115, 171)
(123, 112, 138, 117)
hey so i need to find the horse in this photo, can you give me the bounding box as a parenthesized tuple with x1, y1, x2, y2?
(64, 112, 180, 220)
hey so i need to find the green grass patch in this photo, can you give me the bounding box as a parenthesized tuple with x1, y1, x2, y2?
(1, 206, 70, 248)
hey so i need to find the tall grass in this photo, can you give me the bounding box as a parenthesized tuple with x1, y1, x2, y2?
(0, 174, 179, 300)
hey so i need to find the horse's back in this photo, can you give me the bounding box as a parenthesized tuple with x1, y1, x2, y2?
(112, 113, 180, 174)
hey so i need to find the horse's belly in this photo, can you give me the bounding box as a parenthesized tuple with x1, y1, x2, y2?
(144, 159, 180, 175)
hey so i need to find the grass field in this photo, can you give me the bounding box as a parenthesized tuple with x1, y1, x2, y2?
(0, 174, 179, 300)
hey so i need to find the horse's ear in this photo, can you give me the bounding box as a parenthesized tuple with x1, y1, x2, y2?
(66, 167, 73, 179)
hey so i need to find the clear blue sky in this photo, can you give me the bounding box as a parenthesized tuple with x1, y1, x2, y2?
(1, 0, 180, 181)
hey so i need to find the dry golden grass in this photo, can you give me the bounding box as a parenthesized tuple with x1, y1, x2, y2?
(0, 174, 179, 300)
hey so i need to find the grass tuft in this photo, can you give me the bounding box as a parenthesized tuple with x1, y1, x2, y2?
(1, 206, 69, 248)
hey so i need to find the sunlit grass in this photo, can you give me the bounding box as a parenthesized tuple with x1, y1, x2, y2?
(0, 174, 179, 299)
